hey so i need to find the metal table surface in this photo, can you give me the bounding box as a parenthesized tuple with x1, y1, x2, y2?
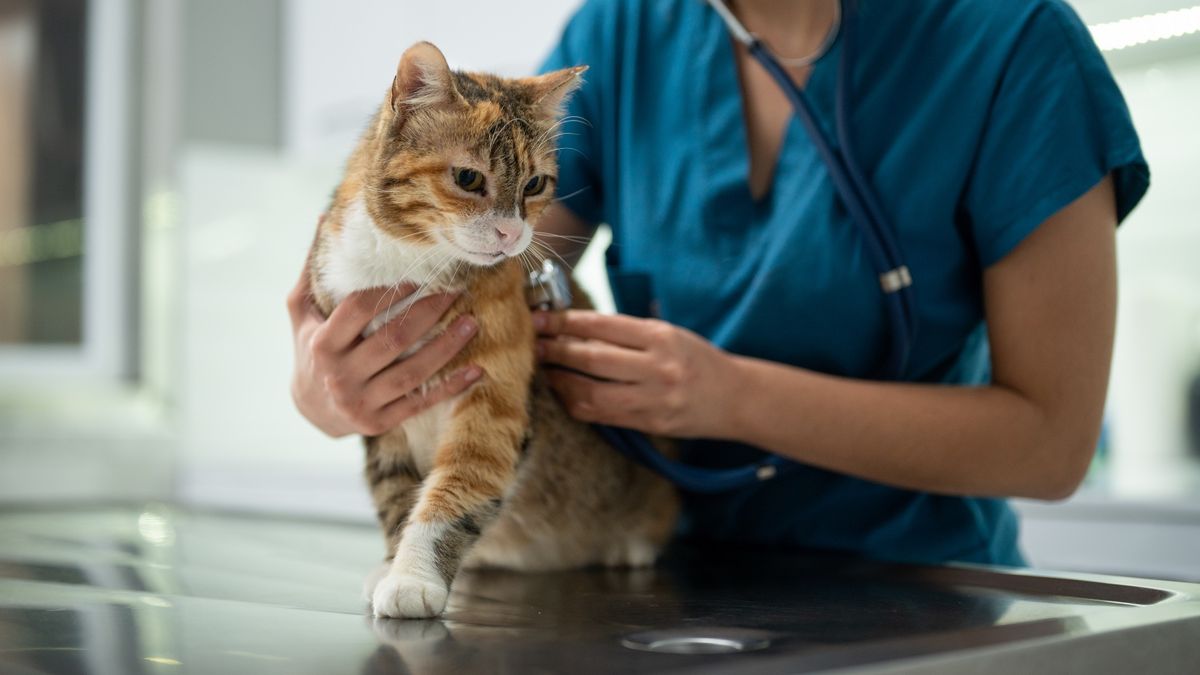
(0, 504, 1197, 674)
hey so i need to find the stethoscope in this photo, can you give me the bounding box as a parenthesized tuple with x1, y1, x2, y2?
(531, 0, 918, 493)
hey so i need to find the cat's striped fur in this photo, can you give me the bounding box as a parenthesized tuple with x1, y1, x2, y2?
(308, 42, 678, 619)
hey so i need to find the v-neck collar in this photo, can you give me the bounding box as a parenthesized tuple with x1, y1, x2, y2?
(696, 2, 844, 226)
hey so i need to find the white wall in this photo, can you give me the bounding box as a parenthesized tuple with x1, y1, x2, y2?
(177, 1, 587, 517)
(1107, 55, 1200, 499)
(283, 0, 583, 159)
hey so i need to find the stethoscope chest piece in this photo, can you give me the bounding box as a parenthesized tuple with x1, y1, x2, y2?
(526, 258, 573, 312)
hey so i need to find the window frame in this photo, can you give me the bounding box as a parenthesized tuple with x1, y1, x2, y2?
(0, 0, 138, 385)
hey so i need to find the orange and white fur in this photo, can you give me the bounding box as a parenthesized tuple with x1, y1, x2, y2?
(307, 43, 678, 619)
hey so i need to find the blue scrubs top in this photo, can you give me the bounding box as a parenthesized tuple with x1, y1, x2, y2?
(539, 0, 1149, 566)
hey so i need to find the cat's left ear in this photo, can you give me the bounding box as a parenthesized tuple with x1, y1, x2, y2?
(525, 65, 588, 118)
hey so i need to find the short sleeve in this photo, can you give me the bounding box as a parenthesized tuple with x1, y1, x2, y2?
(537, 0, 612, 228)
(963, 1, 1150, 267)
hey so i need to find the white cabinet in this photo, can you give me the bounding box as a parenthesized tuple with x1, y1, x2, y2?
(1018, 495, 1200, 582)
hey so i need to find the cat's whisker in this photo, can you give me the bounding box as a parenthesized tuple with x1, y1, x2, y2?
(371, 243, 449, 343)
(558, 114, 592, 127)
(529, 122, 587, 154)
(528, 239, 571, 270)
(370, 278, 403, 323)
(530, 116, 579, 149)
(515, 250, 532, 275)
(533, 231, 593, 244)
(453, 258, 466, 286)
(523, 247, 547, 271)
(525, 245, 546, 266)
(530, 236, 589, 261)
(531, 130, 576, 152)
(378, 280, 407, 344)
(411, 250, 452, 296)
(550, 185, 592, 204)
(556, 146, 590, 161)
(487, 115, 532, 155)
(394, 250, 456, 328)
(542, 132, 579, 144)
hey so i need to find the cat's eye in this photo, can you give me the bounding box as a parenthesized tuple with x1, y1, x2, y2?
(523, 175, 548, 197)
(454, 168, 485, 193)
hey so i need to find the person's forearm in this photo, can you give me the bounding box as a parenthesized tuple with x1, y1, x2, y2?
(721, 355, 1096, 500)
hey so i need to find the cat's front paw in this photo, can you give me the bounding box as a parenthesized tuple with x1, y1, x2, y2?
(372, 572, 449, 619)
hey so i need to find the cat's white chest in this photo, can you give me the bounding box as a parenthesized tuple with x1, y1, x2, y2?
(319, 195, 454, 310)
(318, 195, 465, 470)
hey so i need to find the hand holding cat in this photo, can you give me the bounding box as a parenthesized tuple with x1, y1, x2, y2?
(287, 264, 483, 438)
(534, 310, 739, 439)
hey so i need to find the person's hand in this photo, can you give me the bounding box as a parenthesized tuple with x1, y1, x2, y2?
(533, 310, 740, 438)
(287, 265, 482, 438)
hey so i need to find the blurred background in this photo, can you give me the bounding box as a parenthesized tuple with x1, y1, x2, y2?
(0, 0, 1197, 581)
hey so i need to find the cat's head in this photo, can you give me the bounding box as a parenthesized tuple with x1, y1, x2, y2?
(364, 42, 585, 268)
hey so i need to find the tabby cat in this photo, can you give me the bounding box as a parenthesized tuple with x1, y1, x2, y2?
(308, 42, 678, 619)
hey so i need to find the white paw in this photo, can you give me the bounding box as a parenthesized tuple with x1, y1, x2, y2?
(372, 572, 449, 619)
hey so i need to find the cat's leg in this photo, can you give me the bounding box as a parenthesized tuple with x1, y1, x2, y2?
(363, 434, 423, 602)
(372, 385, 527, 619)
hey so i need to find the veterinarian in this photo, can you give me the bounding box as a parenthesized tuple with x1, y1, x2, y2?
(288, 0, 1148, 567)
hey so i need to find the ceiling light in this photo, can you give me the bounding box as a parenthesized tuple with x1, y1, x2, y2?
(1089, 6, 1200, 52)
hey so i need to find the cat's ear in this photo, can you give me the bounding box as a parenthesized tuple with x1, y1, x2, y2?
(390, 42, 461, 116)
(525, 65, 588, 118)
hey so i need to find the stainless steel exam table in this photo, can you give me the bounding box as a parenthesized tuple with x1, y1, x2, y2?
(1, 504, 1197, 674)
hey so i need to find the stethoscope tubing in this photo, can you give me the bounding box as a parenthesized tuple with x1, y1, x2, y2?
(737, 0, 917, 378)
(748, 40, 914, 377)
(832, 10, 920, 356)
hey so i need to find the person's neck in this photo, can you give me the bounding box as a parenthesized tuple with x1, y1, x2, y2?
(730, 0, 838, 60)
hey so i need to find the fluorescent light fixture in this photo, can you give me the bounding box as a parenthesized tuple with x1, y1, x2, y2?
(1089, 6, 1200, 52)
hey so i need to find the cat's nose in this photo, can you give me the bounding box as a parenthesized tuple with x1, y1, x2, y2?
(495, 223, 522, 244)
